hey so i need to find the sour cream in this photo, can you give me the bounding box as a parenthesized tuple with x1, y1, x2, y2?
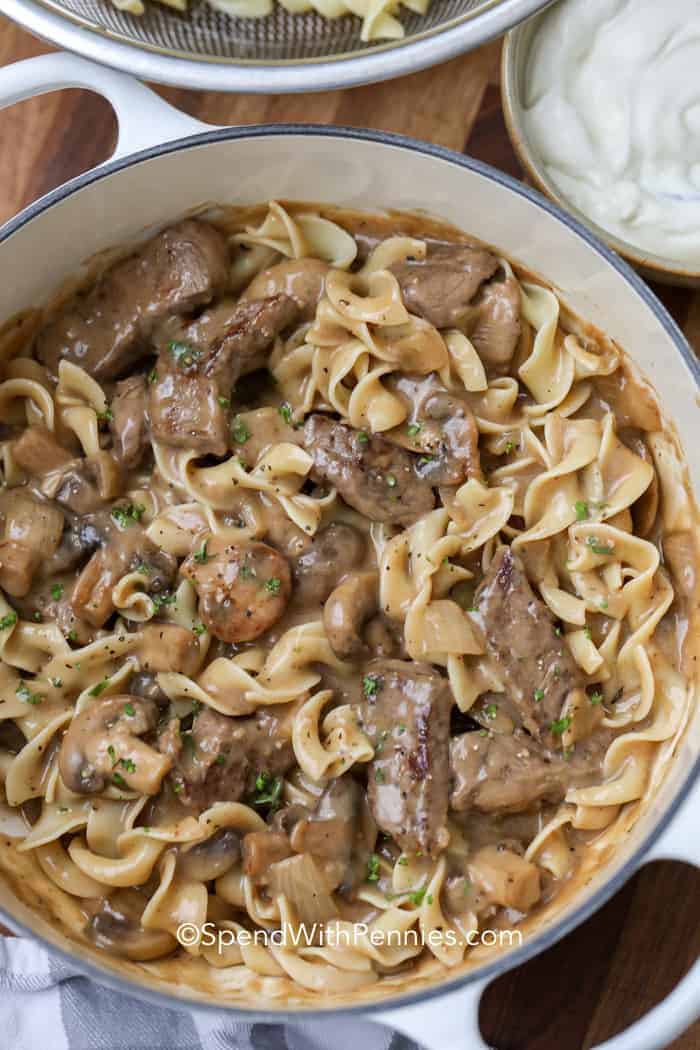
(522, 0, 700, 265)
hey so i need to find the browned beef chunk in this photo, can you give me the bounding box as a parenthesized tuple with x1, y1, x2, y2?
(450, 728, 607, 815)
(360, 659, 451, 857)
(149, 294, 299, 456)
(109, 375, 149, 469)
(390, 242, 499, 329)
(291, 523, 366, 607)
(11, 425, 73, 476)
(467, 273, 521, 375)
(159, 705, 295, 810)
(450, 731, 566, 813)
(475, 547, 585, 738)
(387, 374, 481, 486)
(240, 258, 329, 321)
(36, 220, 229, 380)
(304, 415, 434, 527)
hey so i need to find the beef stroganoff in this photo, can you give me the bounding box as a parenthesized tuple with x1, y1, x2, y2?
(0, 200, 697, 1003)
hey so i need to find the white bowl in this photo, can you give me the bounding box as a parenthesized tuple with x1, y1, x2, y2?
(0, 52, 699, 1050)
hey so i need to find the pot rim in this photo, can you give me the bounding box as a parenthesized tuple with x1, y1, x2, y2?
(1, 123, 698, 1019)
(4, 0, 551, 94)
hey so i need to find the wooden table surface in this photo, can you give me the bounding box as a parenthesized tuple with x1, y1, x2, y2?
(0, 15, 699, 1048)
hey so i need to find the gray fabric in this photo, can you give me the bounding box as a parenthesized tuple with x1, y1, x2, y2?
(0, 935, 417, 1050)
(51, 954, 203, 1050)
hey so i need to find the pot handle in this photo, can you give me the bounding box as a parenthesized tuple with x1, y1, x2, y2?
(0, 52, 209, 161)
(375, 776, 700, 1050)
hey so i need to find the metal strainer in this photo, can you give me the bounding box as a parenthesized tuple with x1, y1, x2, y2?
(4, 0, 553, 92)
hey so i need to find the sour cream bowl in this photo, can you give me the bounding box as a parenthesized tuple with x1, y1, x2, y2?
(0, 49, 699, 1050)
(502, 3, 700, 287)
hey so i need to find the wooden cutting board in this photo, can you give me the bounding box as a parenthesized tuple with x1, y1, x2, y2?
(0, 16, 699, 1048)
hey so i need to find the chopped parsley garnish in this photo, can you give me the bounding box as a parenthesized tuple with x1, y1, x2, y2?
(583, 626, 592, 640)
(504, 440, 515, 455)
(168, 340, 201, 368)
(136, 563, 151, 575)
(534, 687, 545, 703)
(385, 473, 397, 488)
(120, 758, 136, 774)
(148, 368, 157, 384)
(374, 768, 385, 783)
(575, 500, 589, 521)
(240, 562, 255, 580)
(50, 677, 63, 689)
(124, 702, 136, 717)
(589, 691, 604, 705)
(279, 403, 293, 426)
(192, 622, 207, 637)
(409, 886, 427, 907)
(191, 699, 202, 717)
(357, 431, 370, 445)
(485, 703, 498, 720)
(67, 629, 78, 643)
(407, 423, 422, 438)
(218, 396, 230, 408)
(253, 771, 283, 811)
(363, 674, 382, 699)
(367, 854, 381, 882)
(16, 681, 43, 705)
(50, 583, 64, 601)
(265, 577, 281, 595)
(586, 536, 615, 556)
(111, 503, 146, 529)
(232, 416, 251, 444)
(88, 678, 109, 697)
(397, 856, 408, 866)
(151, 592, 176, 610)
(97, 407, 113, 423)
(0, 611, 17, 630)
(112, 771, 128, 790)
(397, 724, 407, 734)
(554, 626, 562, 637)
(32, 611, 42, 622)
(193, 540, 210, 564)
(417, 454, 435, 467)
(107, 744, 117, 764)
(600, 598, 609, 610)
(549, 716, 572, 736)
(215, 753, 227, 766)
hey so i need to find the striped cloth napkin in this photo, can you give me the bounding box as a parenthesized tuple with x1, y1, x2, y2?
(0, 936, 414, 1050)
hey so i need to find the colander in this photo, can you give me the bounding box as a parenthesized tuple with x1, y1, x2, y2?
(3, 0, 554, 92)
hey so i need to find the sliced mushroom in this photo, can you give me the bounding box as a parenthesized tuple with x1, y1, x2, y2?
(291, 522, 366, 607)
(181, 536, 291, 643)
(177, 828, 241, 882)
(59, 695, 171, 795)
(86, 889, 176, 961)
(323, 571, 379, 659)
(136, 624, 201, 676)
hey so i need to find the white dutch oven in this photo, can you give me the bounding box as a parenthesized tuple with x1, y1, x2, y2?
(0, 52, 699, 1050)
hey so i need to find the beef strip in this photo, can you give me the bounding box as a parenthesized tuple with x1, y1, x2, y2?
(109, 375, 149, 469)
(475, 546, 585, 738)
(450, 728, 607, 815)
(158, 705, 295, 810)
(467, 273, 521, 375)
(36, 220, 229, 381)
(389, 242, 499, 330)
(304, 414, 434, 527)
(387, 374, 481, 486)
(13, 427, 123, 515)
(359, 659, 451, 856)
(149, 294, 299, 456)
